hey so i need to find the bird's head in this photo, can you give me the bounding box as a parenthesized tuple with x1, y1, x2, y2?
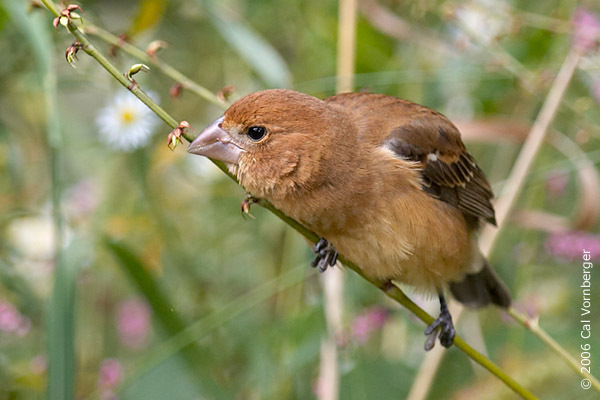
(188, 89, 350, 200)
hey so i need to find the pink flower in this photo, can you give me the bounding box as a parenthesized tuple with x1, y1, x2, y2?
(98, 358, 123, 388)
(0, 301, 30, 336)
(545, 231, 600, 261)
(572, 8, 600, 51)
(350, 306, 389, 344)
(116, 298, 151, 349)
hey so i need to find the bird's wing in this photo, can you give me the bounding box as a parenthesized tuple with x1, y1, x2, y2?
(383, 113, 497, 226)
(325, 92, 496, 225)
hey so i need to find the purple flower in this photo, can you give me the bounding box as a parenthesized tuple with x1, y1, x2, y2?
(545, 231, 600, 261)
(98, 358, 123, 388)
(116, 298, 151, 349)
(350, 306, 389, 344)
(572, 8, 600, 51)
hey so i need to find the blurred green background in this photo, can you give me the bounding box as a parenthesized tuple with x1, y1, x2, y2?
(0, 0, 599, 399)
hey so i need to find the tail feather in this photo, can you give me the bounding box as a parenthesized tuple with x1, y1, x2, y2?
(449, 260, 511, 309)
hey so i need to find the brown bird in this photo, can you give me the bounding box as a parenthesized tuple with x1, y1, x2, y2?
(188, 89, 510, 350)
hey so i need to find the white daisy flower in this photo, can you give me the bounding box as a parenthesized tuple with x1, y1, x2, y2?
(95, 91, 160, 151)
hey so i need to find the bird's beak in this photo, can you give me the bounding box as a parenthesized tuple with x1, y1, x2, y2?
(187, 116, 244, 164)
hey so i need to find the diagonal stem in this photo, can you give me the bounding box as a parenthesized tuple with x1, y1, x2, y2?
(83, 24, 225, 108)
(508, 307, 600, 392)
(479, 47, 583, 253)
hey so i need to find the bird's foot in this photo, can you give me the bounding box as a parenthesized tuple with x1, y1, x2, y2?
(240, 193, 259, 218)
(424, 294, 455, 350)
(311, 238, 338, 273)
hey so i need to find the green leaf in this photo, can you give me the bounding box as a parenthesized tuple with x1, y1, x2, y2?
(47, 250, 77, 400)
(46, 237, 91, 400)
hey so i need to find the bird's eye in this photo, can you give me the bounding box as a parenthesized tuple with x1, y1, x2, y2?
(247, 126, 267, 141)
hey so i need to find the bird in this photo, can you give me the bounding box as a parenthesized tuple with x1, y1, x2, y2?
(188, 89, 511, 350)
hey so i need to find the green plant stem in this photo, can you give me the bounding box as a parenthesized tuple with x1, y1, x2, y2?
(83, 24, 225, 108)
(344, 260, 537, 399)
(39, 2, 539, 398)
(385, 287, 538, 399)
(508, 307, 600, 392)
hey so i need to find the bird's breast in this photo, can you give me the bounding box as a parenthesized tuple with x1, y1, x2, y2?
(317, 189, 472, 292)
(263, 145, 474, 292)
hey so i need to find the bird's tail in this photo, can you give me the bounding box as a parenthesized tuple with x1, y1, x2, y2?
(449, 259, 511, 309)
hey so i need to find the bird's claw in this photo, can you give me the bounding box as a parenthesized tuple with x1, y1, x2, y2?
(311, 238, 338, 273)
(241, 194, 259, 218)
(424, 306, 455, 350)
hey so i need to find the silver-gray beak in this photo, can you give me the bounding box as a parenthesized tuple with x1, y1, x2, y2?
(187, 116, 243, 164)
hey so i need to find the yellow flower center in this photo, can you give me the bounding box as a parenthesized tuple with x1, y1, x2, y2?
(119, 108, 138, 125)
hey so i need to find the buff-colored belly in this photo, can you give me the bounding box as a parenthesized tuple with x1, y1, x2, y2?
(268, 172, 472, 292)
(326, 200, 471, 292)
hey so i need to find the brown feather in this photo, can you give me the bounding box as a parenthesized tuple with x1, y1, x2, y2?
(326, 92, 497, 226)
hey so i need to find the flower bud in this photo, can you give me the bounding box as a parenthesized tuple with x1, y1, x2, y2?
(126, 64, 150, 81)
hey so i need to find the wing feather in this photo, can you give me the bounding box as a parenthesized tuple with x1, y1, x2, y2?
(385, 118, 497, 226)
(325, 92, 496, 226)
